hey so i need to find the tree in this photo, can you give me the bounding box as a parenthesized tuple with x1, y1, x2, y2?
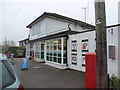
(2, 37, 16, 53)
(3, 40, 16, 46)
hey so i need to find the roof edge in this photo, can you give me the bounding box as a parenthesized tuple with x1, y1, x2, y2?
(26, 12, 95, 28)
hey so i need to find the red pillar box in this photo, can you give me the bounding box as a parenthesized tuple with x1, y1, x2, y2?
(85, 53, 96, 88)
(31, 50, 35, 62)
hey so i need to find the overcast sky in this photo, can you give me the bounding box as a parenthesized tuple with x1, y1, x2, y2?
(0, 0, 120, 45)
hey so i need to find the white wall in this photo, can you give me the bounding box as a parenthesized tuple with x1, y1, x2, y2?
(68, 26, 119, 78)
(118, 1, 120, 78)
(29, 18, 47, 40)
(46, 17, 84, 35)
(107, 27, 119, 77)
(45, 17, 70, 35)
(118, 26, 120, 78)
(29, 16, 85, 41)
(68, 31, 96, 72)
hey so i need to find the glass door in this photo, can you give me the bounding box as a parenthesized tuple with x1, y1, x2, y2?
(41, 41, 45, 60)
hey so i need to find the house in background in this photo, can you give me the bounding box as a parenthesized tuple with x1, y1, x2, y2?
(25, 12, 94, 69)
(19, 38, 29, 46)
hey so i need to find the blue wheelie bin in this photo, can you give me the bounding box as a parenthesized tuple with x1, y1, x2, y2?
(21, 58, 28, 70)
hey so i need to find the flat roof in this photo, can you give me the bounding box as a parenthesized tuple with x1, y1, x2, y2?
(19, 38, 29, 42)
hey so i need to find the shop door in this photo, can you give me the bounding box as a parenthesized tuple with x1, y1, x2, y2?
(34, 42, 41, 61)
(41, 41, 45, 60)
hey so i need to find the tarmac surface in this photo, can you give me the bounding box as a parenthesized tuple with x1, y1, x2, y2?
(11, 58, 85, 88)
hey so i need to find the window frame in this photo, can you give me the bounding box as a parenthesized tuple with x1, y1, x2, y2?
(46, 37, 67, 64)
(2, 60, 16, 89)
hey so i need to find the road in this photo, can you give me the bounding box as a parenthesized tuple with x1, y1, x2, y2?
(11, 58, 85, 88)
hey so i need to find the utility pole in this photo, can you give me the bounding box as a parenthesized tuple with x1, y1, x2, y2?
(5, 37, 7, 46)
(82, 7, 87, 22)
(94, 0, 108, 88)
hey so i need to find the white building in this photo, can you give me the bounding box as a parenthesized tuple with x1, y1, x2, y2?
(26, 12, 94, 69)
(68, 24, 120, 78)
(25, 12, 120, 78)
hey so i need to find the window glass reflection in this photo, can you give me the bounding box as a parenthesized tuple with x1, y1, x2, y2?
(46, 38, 67, 64)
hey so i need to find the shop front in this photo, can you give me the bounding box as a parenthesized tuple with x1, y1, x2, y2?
(25, 12, 94, 70)
(45, 37, 67, 69)
(34, 41, 45, 62)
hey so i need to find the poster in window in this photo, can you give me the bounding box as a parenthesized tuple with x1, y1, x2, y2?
(82, 39, 89, 53)
(71, 41, 77, 52)
(82, 54, 86, 66)
(82, 42, 88, 50)
(71, 54, 77, 65)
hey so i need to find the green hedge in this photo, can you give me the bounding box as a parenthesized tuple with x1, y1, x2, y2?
(8, 46, 26, 58)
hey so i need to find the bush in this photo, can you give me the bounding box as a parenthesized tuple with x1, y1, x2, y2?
(17, 46, 26, 58)
(8, 46, 26, 58)
(110, 74, 120, 90)
(2, 50, 7, 54)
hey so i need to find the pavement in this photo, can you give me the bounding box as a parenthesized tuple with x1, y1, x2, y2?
(10, 58, 85, 88)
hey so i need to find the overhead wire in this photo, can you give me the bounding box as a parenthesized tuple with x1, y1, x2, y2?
(9, 0, 23, 31)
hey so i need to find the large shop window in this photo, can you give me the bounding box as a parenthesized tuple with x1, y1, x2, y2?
(46, 38, 67, 64)
(26, 44, 30, 56)
(34, 42, 40, 59)
(34, 42, 45, 60)
(41, 42, 44, 59)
